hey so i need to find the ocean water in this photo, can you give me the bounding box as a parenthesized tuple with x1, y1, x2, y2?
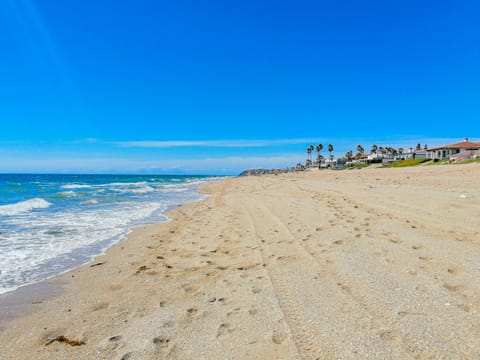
(0, 174, 220, 295)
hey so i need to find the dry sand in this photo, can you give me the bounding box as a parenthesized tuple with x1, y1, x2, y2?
(1, 163, 480, 359)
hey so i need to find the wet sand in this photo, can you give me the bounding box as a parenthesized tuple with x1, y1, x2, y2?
(1, 163, 480, 359)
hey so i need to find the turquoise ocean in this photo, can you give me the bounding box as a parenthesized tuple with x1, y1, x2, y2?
(0, 174, 220, 294)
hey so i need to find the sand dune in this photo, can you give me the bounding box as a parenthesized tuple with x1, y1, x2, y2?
(1, 163, 480, 359)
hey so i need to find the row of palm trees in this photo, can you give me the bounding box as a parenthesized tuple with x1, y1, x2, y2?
(306, 144, 334, 167)
(306, 143, 428, 166)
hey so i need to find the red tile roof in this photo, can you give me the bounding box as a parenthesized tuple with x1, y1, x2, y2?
(429, 140, 480, 151)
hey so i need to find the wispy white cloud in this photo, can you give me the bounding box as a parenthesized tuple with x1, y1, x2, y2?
(116, 138, 321, 148)
(114, 136, 471, 150)
(76, 138, 100, 144)
(1, 136, 470, 151)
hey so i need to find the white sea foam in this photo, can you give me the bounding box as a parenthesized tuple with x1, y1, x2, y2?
(159, 184, 189, 192)
(60, 184, 92, 189)
(0, 176, 221, 294)
(83, 199, 99, 205)
(129, 186, 155, 194)
(113, 185, 155, 194)
(103, 182, 156, 195)
(99, 182, 149, 187)
(0, 201, 167, 294)
(0, 198, 52, 216)
(55, 191, 78, 198)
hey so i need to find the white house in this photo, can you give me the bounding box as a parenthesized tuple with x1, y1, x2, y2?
(426, 138, 480, 160)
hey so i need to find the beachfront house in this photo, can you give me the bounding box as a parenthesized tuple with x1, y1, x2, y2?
(425, 138, 480, 160)
(407, 149, 428, 159)
(402, 146, 428, 160)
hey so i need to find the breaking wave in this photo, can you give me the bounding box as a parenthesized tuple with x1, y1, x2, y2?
(0, 198, 52, 216)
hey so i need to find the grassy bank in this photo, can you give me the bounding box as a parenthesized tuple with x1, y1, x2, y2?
(385, 158, 431, 168)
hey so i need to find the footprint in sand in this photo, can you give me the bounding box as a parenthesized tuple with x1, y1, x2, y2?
(100, 335, 123, 352)
(182, 284, 199, 294)
(447, 266, 464, 275)
(379, 330, 403, 344)
(91, 302, 109, 312)
(418, 256, 431, 262)
(252, 286, 262, 294)
(272, 330, 287, 344)
(443, 283, 467, 294)
(186, 307, 198, 316)
(109, 284, 123, 291)
(217, 323, 235, 337)
(153, 336, 170, 348)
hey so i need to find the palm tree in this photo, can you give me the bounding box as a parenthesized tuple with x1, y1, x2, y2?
(370, 144, 378, 162)
(356, 145, 364, 163)
(306, 147, 311, 166)
(327, 144, 334, 167)
(316, 144, 323, 167)
(377, 146, 385, 159)
(385, 147, 391, 158)
(306, 145, 314, 166)
(345, 150, 353, 161)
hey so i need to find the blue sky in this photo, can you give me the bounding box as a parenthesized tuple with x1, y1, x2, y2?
(0, 0, 479, 174)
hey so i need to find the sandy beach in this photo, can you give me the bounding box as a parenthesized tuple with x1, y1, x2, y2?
(1, 164, 480, 359)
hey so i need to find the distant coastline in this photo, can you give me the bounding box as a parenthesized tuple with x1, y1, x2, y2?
(240, 137, 480, 176)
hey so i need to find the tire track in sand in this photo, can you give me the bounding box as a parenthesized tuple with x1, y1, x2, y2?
(241, 199, 325, 360)
(265, 184, 456, 359)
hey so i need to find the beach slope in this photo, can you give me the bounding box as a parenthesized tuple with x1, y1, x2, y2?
(1, 164, 480, 359)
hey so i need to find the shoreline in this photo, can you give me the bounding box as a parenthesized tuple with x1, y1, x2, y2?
(0, 174, 221, 299)
(1, 165, 480, 359)
(0, 183, 213, 329)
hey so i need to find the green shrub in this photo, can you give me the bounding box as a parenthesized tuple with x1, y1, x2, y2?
(386, 158, 431, 168)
